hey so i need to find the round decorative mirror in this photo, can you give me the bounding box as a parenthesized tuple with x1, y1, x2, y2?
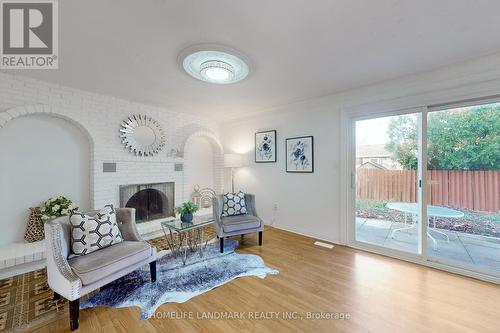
(119, 114, 166, 156)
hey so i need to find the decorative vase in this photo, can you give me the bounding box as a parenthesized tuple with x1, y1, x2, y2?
(180, 212, 193, 223)
(24, 207, 45, 242)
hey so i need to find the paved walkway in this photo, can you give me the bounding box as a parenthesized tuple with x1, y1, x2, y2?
(356, 218, 500, 272)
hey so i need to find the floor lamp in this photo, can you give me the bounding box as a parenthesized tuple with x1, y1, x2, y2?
(224, 153, 243, 192)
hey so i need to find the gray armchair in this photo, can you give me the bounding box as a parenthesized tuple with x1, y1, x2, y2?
(212, 194, 264, 253)
(44, 208, 157, 331)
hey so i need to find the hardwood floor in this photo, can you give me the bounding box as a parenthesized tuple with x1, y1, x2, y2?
(29, 227, 500, 333)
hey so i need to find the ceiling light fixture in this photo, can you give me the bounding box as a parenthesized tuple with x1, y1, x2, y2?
(179, 44, 250, 84)
(200, 60, 234, 82)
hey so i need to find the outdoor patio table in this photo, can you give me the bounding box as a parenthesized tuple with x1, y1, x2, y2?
(386, 202, 464, 250)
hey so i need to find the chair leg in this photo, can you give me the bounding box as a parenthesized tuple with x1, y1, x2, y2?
(220, 237, 224, 253)
(150, 260, 157, 282)
(53, 292, 61, 301)
(259, 231, 263, 246)
(69, 298, 79, 331)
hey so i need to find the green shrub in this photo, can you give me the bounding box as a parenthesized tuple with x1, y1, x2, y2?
(356, 199, 388, 211)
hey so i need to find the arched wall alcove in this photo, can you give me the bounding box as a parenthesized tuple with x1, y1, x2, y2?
(182, 130, 224, 200)
(0, 105, 93, 245)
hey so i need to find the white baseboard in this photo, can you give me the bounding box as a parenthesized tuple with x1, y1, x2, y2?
(269, 224, 341, 245)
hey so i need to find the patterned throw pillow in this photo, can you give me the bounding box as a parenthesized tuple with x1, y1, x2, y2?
(221, 191, 247, 217)
(70, 204, 123, 256)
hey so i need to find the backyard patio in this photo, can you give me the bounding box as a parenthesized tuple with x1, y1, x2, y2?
(355, 104, 500, 274)
(356, 217, 500, 272)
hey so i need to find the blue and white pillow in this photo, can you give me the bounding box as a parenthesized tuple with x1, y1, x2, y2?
(70, 204, 123, 256)
(222, 191, 247, 217)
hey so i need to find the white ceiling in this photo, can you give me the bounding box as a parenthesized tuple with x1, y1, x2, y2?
(10, 0, 500, 119)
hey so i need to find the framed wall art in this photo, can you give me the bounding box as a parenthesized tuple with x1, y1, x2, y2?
(255, 130, 277, 163)
(285, 136, 314, 173)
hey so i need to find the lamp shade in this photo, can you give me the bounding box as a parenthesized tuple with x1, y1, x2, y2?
(224, 153, 243, 168)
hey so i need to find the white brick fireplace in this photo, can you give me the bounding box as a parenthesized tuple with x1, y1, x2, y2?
(0, 73, 224, 276)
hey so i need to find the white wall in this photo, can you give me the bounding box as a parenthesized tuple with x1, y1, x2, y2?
(221, 52, 500, 244)
(0, 115, 90, 245)
(222, 107, 341, 243)
(184, 136, 215, 194)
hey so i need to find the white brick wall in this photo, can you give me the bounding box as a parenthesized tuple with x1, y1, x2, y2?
(0, 72, 226, 272)
(0, 72, 224, 209)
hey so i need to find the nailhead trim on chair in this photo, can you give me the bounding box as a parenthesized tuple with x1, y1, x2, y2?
(48, 223, 82, 299)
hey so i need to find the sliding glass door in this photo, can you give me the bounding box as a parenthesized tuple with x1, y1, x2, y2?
(426, 102, 500, 274)
(354, 112, 422, 255)
(351, 100, 500, 279)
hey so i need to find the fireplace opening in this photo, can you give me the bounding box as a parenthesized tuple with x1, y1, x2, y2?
(120, 182, 175, 223)
(126, 189, 167, 223)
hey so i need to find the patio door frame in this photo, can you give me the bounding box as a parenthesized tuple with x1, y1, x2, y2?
(424, 97, 500, 279)
(346, 106, 428, 263)
(345, 103, 500, 284)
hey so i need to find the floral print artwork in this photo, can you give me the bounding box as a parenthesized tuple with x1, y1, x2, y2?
(255, 130, 276, 162)
(286, 136, 313, 172)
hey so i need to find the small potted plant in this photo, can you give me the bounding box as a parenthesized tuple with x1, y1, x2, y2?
(175, 201, 199, 223)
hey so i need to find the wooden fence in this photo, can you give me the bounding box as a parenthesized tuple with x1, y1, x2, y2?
(356, 169, 500, 212)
